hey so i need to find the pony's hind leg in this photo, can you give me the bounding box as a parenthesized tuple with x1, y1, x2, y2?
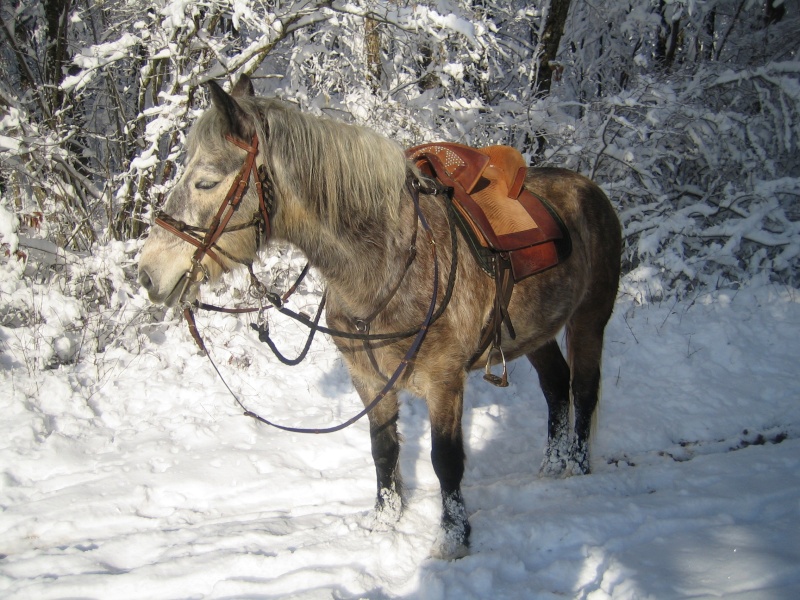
(354, 379, 403, 529)
(528, 340, 573, 478)
(564, 293, 615, 475)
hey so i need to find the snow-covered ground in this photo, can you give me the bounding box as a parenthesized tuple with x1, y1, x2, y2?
(1, 258, 799, 598)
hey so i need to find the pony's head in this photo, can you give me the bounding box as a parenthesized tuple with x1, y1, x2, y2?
(138, 76, 269, 307)
(138, 75, 409, 307)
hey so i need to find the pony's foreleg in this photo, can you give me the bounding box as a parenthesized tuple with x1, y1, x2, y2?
(354, 379, 403, 529)
(528, 340, 573, 478)
(427, 379, 470, 560)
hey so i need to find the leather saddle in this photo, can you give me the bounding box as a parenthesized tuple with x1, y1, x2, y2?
(407, 142, 571, 387)
(407, 142, 569, 282)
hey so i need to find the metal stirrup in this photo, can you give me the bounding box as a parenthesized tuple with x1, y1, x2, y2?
(483, 345, 509, 387)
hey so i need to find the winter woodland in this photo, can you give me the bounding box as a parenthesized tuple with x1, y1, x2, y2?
(1, 1, 799, 597)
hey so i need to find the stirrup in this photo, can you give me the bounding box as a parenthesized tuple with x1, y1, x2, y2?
(483, 345, 509, 387)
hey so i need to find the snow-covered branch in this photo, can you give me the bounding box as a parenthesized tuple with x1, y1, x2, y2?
(1, 0, 797, 296)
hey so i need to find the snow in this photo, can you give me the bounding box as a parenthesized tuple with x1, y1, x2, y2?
(61, 33, 141, 92)
(3, 0, 797, 591)
(0, 135, 21, 153)
(0, 204, 17, 253)
(130, 150, 160, 172)
(412, 6, 478, 45)
(1, 253, 799, 598)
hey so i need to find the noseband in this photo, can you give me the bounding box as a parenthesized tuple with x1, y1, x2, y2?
(155, 133, 273, 306)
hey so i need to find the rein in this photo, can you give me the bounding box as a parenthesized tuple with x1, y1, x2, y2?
(156, 131, 457, 434)
(238, 181, 441, 434)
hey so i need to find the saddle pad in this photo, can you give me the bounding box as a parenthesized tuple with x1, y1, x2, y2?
(408, 142, 569, 281)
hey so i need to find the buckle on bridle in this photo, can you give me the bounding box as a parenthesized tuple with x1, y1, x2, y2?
(178, 258, 209, 308)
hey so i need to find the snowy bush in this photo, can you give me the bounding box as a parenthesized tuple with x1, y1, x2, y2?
(1, 0, 798, 369)
(0, 192, 149, 371)
(546, 64, 800, 296)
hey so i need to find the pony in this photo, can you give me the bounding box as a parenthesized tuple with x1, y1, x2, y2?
(138, 76, 621, 560)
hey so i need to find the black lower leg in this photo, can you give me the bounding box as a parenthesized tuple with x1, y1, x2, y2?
(371, 412, 402, 505)
(571, 366, 600, 474)
(529, 341, 572, 474)
(431, 425, 470, 555)
(529, 341, 571, 441)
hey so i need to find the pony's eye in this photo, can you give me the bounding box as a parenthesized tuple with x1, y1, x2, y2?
(195, 180, 219, 190)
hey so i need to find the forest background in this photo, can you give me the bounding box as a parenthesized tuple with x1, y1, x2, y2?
(0, 0, 798, 380)
(1, 2, 799, 596)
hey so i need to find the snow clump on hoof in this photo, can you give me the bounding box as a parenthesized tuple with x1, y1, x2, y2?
(367, 486, 403, 532)
(430, 522, 470, 560)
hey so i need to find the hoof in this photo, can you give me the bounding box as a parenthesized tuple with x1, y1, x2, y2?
(430, 525, 470, 560)
(430, 490, 471, 560)
(368, 486, 403, 531)
(568, 439, 591, 476)
(540, 441, 591, 478)
(539, 446, 569, 478)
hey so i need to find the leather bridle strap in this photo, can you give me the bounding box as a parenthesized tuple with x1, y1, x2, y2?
(155, 213, 229, 270)
(154, 133, 269, 277)
(195, 134, 260, 270)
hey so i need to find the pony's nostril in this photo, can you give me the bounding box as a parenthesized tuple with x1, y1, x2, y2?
(138, 270, 154, 291)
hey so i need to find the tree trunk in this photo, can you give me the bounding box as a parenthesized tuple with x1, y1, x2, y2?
(530, 0, 571, 157)
(765, 0, 786, 26)
(536, 0, 571, 96)
(44, 0, 71, 108)
(701, 8, 715, 62)
(656, 0, 681, 71)
(365, 17, 382, 94)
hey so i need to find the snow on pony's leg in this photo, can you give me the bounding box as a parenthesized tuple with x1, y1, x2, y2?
(354, 379, 405, 530)
(539, 428, 573, 478)
(428, 390, 471, 560)
(368, 484, 403, 531)
(430, 489, 471, 560)
(538, 425, 596, 478)
(567, 436, 592, 476)
(528, 341, 574, 479)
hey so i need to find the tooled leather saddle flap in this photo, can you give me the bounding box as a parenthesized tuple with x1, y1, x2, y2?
(407, 142, 569, 281)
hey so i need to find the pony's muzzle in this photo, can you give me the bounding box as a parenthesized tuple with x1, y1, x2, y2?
(138, 261, 206, 307)
(138, 266, 176, 305)
(138, 269, 155, 293)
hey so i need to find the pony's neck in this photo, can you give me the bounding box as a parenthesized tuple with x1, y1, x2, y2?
(258, 101, 412, 316)
(275, 196, 416, 319)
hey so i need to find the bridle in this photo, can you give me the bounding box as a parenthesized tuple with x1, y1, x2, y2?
(155, 133, 273, 309)
(152, 131, 458, 434)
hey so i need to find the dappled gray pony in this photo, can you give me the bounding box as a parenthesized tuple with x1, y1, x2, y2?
(138, 76, 621, 559)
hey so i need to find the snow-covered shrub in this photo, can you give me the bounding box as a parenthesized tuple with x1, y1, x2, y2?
(539, 62, 800, 297)
(0, 196, 147, 371)
(1, 0, 798, 372)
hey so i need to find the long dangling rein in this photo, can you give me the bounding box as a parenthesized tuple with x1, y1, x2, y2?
(155, 132, 458, 434)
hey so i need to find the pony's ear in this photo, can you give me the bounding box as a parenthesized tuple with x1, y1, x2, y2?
(231, 74, 255, 98)
(207, 79, 255, 142)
